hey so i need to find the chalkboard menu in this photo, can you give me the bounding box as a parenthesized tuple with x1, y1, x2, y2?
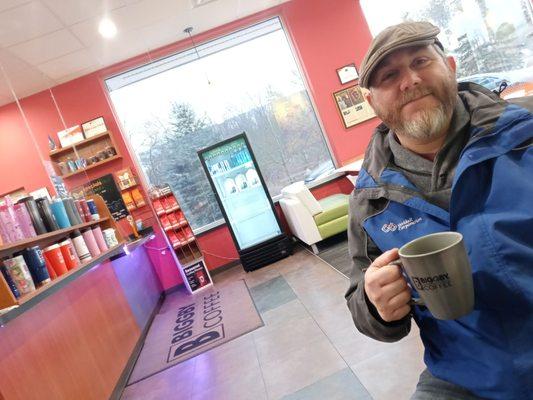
(74, 174, 128, 221)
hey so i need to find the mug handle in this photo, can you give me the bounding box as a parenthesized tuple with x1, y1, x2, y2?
(389, 259, 425, 307)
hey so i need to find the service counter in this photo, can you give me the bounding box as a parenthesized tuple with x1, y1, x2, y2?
(0, 235, 162, 400)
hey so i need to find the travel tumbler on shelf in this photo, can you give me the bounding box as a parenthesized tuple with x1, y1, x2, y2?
(1, 264, 21, 298)
(13, 203, 37, 238)
(17, 196, 47, 235)
(3, 255, 36, 295)
(42, 258, 57, 280)
(42, 244, 69, 276)
(63, 197, 82, 226)
(58, 239, 80, 270)
(0, 204, 25, 243)
(79, 199, 92, 223)
(36, 198, 59, 232)
(70, 197, 84, 224)
(91, 226, 108, 252)
(102, 228, 119, 248)
(21, 246, 51, 286)
(0, 207, 14, 244)
(71, 230, 92, 262)
(82, 228, 101, 257)
(50, 198, 71, 229)
(74, 200, 88, 223)
(86, 199, 100, 221)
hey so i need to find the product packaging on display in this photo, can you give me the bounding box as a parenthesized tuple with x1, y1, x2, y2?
(71, 230, 92, 262)
(21, 246, 51, 285)
(82, 228, 101, 257)
(1, 265, 21, 298)
(3, 256, 36, 295)
(102, 228, 119, 248)
(57, 125, 84, 148)
(58, 240, 80, 270)
(43, 244, 69, 276)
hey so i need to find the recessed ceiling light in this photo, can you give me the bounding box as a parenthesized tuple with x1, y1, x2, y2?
(98, 18, 117, 38)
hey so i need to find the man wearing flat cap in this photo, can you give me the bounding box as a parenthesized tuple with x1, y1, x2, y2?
(345, 21, 533, 399)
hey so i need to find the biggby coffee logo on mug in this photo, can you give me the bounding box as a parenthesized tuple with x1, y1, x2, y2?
(412, 273, 452, 291)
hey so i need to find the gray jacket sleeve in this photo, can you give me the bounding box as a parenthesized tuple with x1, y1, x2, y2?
(345, 192, 411, 342)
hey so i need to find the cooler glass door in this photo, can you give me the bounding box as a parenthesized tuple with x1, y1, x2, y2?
(199, 135, 282, 251)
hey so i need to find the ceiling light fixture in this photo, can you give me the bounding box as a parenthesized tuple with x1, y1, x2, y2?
(98, 18, 117, 38)
(190, 0, 217, 8)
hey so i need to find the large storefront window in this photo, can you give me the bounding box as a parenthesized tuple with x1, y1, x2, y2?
(361, 0, 533, 90)
(106, 18, 333, 232)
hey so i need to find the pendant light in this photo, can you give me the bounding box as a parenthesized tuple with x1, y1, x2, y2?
(184, 26, 212, 86)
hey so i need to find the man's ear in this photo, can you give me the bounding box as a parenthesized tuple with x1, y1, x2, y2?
(364, 89, 373, 108)
(446, 56, 457, 73)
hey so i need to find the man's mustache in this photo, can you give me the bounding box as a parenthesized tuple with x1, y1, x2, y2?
(397, 88, 433, 107)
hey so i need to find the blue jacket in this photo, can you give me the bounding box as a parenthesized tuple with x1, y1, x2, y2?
(345, 83, 533, 399)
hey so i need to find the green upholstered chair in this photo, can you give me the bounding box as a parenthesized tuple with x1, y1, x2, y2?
(279, 181, 349, 254)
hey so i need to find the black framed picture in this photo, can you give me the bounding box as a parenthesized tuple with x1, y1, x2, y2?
(333, 84, 375, 129)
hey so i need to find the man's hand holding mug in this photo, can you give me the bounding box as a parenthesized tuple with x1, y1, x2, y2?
(364, 232, 475, 321)
(364, 249, 412, 322)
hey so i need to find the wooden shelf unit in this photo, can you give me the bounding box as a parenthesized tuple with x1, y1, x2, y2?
(0, 242, 126, 325)
(49, 131, 122, 178)
(0, 195, 124, 312)
(49, 131, 112, 157)
(16, 242, 124, 307)
(60, 155, 122, 178)
(116, 175, 148, 213)
(0, 218, 109, 258)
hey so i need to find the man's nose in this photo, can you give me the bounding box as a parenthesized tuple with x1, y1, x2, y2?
(399, 69, 421, 92)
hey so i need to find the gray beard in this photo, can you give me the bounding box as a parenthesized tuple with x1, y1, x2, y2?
(395, 104, 451, 142)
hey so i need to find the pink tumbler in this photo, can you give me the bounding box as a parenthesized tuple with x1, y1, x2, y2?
(14, 203, 37, 238)
(91, 226, 108, 252)
(81, 228, 101, 257)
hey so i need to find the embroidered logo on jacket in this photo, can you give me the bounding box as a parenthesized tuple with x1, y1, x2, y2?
(381, 222, 397, 232)
(381, 217, 423, 233)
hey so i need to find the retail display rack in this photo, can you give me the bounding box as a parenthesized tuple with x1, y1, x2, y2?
(49, 131, 122, 178)
(0, 195, 125, 321)
(149, 184, 212, 293)
(115, 168, 155, 232)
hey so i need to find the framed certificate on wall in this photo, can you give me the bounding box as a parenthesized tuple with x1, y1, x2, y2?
(336, 63, 358, 84)
(333, 85, 375, 129)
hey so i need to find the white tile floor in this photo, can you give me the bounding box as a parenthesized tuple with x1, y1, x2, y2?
(122, 246, 425, 400)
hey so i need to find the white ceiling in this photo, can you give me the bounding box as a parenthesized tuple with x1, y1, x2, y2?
(0, 0, 289, 106)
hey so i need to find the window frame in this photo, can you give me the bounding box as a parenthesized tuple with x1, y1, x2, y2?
(103, 15, 338, 233)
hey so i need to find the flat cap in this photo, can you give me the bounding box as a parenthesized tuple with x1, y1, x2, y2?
(359, 21, 442, 88)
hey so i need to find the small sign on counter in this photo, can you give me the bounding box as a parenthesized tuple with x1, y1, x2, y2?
(183, 260, 211, 292)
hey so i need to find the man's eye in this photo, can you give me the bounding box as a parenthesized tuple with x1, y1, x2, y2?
(414, 57, 429, 66)
(381, 71, 396, 82)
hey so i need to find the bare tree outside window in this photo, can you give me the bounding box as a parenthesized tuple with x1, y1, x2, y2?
(107, 19, 333, 231)
(361, 0, 533, 91)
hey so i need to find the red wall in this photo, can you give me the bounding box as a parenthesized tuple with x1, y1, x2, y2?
(282, 0, 378, 161)
(0, 103, 53, 195)
(0, 0, 376, 289)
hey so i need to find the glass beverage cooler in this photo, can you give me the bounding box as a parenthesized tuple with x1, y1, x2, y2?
(198, 133, 292, 271)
